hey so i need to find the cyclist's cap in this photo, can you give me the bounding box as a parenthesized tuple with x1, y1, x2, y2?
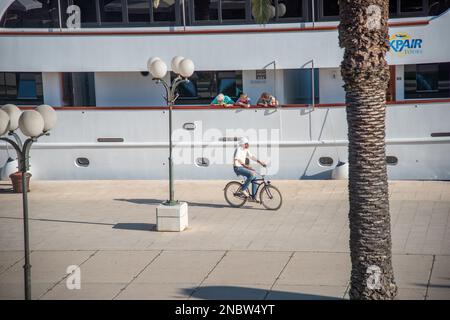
(239, 137, 249, 146)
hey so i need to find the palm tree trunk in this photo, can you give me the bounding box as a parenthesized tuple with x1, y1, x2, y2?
(339, 0, 397, 299)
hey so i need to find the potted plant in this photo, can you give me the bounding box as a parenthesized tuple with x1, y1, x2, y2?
(9, 171, 32, 193)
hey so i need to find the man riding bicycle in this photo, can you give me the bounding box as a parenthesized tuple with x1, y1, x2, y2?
(233, 137, 266, 201)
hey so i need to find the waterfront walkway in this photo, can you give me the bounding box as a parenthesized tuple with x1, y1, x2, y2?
(0, 180, 449, 300)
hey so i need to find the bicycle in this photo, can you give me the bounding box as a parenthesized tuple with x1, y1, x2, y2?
(223, 172, 283, 210)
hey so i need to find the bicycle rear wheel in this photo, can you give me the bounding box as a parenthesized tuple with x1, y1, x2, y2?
(260, 185, 282, 210)
(224, 181, 247, 208)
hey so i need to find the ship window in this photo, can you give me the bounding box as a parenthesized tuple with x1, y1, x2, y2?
(17, 74, 38, 99)
(154, 0, 176, 22)
(2, 0, 60, 28)
(389, 0, 398, 17)
(283, 69, 319, 104)
(400, 0, 424, 13)
(1, 0, 443, 28)
(428, 0, 450, 15)
(316, 0, 339, 20)
(193, 0, 219, 22)
(405, 63, 450, 99)
(280, 0, 305, 19)
(390, 0, 428, 17)
(5, 73, 17, 99)
(173, 70, 243, 105)
(322, 0, 339, 16)
(99, 0, 124, 23)
(71, 0, 99, 26)
(127, 0, 150, 23)
(250, 0, 306, 22)
(416, 64, 439, 92)
(222, 0, 246, 20)
(61, 72, 96, 106)
(0, 72, 43, 105)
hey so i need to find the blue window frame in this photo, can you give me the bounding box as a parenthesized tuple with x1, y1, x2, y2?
(0, 72, 43, 105)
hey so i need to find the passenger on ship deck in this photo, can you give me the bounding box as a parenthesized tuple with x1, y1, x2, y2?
(211, 93, 235, 107)
(257, 92, 279, 107)
(234, 93, 251, 108)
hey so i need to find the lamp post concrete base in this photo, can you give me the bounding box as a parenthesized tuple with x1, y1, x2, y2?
(156, 202, 188, 232)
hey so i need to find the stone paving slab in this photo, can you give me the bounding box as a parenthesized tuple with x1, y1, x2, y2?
(115, 283, 195, 300)
(41, 283, 125, 300)
(78, 250, 160, 283)
(276, 252, 350, 287)
(429, 255, 450, 287)
(396, 288, 427, 300)
(427, 287, 450, 300)
(0, 250, 95, 299)
(392, 254, 433, 289)
(134, 250, 224, 284)
(0, 251, 94, 284)
(0, 283, 54, 300)
(0, 251, 23, 275)
(202, 251, 291, 285)
(267, 285, 346, 300)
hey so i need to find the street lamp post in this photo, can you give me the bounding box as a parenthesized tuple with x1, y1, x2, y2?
(0, 104, 57, 300)
(148, 56, 195, 205)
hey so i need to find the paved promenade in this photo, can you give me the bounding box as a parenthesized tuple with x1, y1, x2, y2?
(0, 180, 449, 300)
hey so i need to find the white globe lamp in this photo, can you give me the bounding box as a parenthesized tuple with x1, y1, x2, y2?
(171, 56, 185, 74)
(149, 59, 168, 79)
(1, 104, 21, 131)
(178, 59, 195, 78)
(147, 57, 161, 72)
(19, 110, 45, 138)
(35, 105, 57, 132)
(0, 109, 9, 136)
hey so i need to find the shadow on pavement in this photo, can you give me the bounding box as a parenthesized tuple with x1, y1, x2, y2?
(115, 198, 238, 209)
(0, 216, 115, 226)
(183, 285, 342, 300)
(414, 282, 450, 289)
(113, 223, 156, 231)
(0, 216, 156, 232)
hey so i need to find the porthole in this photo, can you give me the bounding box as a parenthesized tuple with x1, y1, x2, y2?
(318, 157, 334, 167)
(219, 137, 239, 142)
(75, 157, 90, 167)
(183, 122, 196, 131)
(195, 157, 210, 167)
(386, 156, 398, 165)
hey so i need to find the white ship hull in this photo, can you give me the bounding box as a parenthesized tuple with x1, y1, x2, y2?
(1, 101, 449, 180)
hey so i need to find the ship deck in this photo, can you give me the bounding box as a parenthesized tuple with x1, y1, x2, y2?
(0, 180, 449, 299)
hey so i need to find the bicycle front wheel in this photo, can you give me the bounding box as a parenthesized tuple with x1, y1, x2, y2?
(224, 181, 247, 208)
(260, 185, 283, 210)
